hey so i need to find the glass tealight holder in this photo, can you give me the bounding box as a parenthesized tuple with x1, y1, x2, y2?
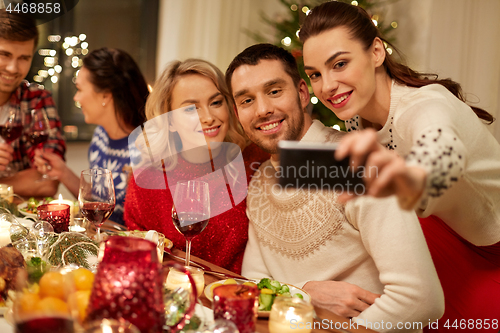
(268, 297, 314, 333)
(69, 217, 86, 233)
(37, 204, 70, 233)
(84, 318, 140, 333)
(165, 266, 204, 297)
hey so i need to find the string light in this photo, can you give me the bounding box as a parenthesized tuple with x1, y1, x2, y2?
(51, 76, 58, 83)
(372, 19, 378, 26)
(290, 4, 298, 11)
(44, 57, 56, 67)
(281, 37, 292, 46)
(351, 1, 358, 5)
(391, 21, 398, 28)
(311, 97, 318, 104)
(47, 35, 61, 42)
(54, 65, 62, 73)
(48, 68, 55, 76)
(333, 124, 341, 130)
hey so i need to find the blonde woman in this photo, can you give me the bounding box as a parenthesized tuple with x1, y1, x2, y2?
(124, 59, 268, 274)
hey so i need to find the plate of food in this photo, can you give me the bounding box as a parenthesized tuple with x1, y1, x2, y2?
(204, 278, 311, 317)
(17, 197, 54, 218)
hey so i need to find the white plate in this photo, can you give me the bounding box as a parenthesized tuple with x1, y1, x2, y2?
(204, 279, 311, 318)
(17, 202, 37, 218)
(16, 217, 35, 229)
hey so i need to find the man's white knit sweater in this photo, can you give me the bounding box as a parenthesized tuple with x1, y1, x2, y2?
(242, 120, 444, 333)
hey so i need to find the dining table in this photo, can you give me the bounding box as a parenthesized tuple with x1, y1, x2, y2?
(167, 247, 377, 333)
(0, 222, 378, 333)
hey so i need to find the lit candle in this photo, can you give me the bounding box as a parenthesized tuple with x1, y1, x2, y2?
(269, 297, 314, 333)
(165, 266, 204, 297)
(0, 219, 10, 247)
(51, 194, 75, 225)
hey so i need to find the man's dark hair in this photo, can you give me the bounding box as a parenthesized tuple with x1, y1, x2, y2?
(225, 43, 302, 95)
(0, 9, 39, 47)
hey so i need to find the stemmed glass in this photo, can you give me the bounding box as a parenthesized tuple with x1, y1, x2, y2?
(27, 109, 54, 181)
(171, 180, 210, 266)
(0, 107, 24, 177)
(78, 168, 115, 242)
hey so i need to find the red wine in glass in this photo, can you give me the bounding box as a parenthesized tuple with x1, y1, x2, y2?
(171, 180, 210, 266)
(16, 317, 75, 333)
(27, 131, 49, 147)
(80, 202, 115, 227)
(0, 125, 23, 143)
(172, 211, 209, 239)
(78, 168, 115, 242)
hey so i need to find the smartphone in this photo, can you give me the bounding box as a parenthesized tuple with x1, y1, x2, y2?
(277, 140, 365, 193)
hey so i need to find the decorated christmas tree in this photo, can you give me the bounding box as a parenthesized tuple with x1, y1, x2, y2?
(247, 0, 398, 129)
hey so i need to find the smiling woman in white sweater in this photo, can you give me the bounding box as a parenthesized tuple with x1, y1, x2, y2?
(300, 2, 500, 330)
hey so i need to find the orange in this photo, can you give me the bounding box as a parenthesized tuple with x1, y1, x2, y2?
(210, 282, 223, 296)
(73, 268, 95, 291)
(17, 292, 40, 314)
(242, 282, 257, 288)
(35, 297, 69, 315)
(39, 272, 66, 300)
(68, 290, 91, 322)
(223, 279, 237, 285)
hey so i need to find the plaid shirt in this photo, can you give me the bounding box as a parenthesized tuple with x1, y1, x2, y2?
(5, 81, 66, 172)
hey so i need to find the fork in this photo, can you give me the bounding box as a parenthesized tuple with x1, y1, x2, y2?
(163, 251, 248, 281)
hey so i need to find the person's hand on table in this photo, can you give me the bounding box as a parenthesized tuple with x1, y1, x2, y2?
(0, 143, 13, 172)
(303, 280, 381, 318)
(335, 128, 427, 210)
(33, 149, 66, 179)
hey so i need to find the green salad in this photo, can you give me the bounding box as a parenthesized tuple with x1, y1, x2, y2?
(257, 278, 304, 311)
(21, 197, 54, 214)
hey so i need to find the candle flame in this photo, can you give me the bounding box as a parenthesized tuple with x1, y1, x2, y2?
(58, 193, 63, 201)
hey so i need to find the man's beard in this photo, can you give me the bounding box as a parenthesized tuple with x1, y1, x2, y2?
(249, 96, 305, 155)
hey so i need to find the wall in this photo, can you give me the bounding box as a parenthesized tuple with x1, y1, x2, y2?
(388, 0, 500, 139)
(156, 0, 286, 74)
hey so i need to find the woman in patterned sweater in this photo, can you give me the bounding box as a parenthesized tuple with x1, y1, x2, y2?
(34, 47, 149, 225)
(300, 2, 500, 330)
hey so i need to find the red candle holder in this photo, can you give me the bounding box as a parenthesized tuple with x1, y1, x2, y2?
(86, 236, 196, 333)
(37, 204, 70, 233)
(213, 284, 260, 333)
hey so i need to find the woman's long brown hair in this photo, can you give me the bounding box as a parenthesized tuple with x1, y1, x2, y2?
(299, 1, 494, 124)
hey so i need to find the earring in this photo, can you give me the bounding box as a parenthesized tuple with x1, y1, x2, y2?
(102, 102, 106, 106)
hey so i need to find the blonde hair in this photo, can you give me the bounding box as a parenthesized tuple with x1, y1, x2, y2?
(141, 58, 248, 171)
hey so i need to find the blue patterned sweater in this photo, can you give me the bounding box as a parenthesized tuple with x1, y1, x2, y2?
(88, 126, 132, 225)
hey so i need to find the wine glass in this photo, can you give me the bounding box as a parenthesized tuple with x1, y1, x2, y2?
(0, 107, 24, 177)
(78, 168, 115, 242)
(27, 109, 53, 181)
(171, 180, 210, 266)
